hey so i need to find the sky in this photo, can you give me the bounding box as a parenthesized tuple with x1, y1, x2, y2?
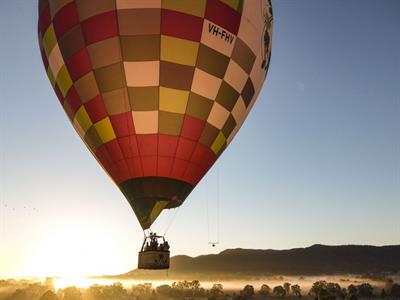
(0, 0, 399, 278)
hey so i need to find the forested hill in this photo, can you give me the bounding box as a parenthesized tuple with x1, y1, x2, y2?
(123, 244, 400, 277)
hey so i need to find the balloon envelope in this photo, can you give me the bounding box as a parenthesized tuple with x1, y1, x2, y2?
(38, 0, 273, 229)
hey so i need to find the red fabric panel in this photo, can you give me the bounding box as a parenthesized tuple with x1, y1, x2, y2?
(205, 0, 241, 35)
(118, 136, 139, 158)
(84, 95, 107, 123)
(171, 158, 189, 179)
(104, 139, 124, 163)
(191, 143, 216, 171)
(64, 86, 81, 114)
(184, 163, 204, 185)
(158, 134, 179, 157)
(81, 11, 118, 45)
(65, 48, 92, 81)
(95, 144, 112, 169)
(141, 156, 157, 176)
(41, 49, 49, 69)
(175, 138, 196, 161)
(39, 4, 51, 36)
(157, 156, 174, 177)
(161, 10, 203, 42)
(110, 112, 135, 137)
(137, 134, 158, 156)
(126, 157, 143, 178)
(54, 85, 65, 106)
(111, 159, 130, 184)
(108, 164, 120, 183)
(53, 1, 79, 38)
(180, 116, 205, 141)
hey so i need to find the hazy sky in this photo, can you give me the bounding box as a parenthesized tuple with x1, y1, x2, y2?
(0, 0, 399, 278)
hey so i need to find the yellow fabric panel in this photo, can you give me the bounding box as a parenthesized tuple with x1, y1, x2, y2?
(56, 65, 73, 97)
(162, 0, 206, 17)
(42, 24, 57, 56)
(161, 35, 199, 66)
(211, 131, 226, 155)
(159, 87, 189, 114)
(220, 0, 240, 10)
(74, 106, 93, 134)
(47, 67, 56, 87)
(93, 117, 116, 143)
(149, 200, 169, 226)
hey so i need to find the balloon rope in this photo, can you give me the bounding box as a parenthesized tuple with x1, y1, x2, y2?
(217, 163, 220, 244)
(260, 0, 266, 56)
(0, 106, 5, 240)
(206, 166, 221, 246)
(206, 174, 210, 243)
(162, 208, 179, 237)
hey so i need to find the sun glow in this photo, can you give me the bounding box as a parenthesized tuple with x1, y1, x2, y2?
(53, 276, 92, 289)
(52, 276, 117, 289)
(21, 222, 125, 278)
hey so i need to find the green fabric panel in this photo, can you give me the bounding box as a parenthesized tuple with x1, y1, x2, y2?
(119, 177, 193, 229)
(220, 0, 244, 13)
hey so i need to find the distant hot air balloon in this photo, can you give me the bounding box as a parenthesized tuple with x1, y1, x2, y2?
(38, 0, 273, 269)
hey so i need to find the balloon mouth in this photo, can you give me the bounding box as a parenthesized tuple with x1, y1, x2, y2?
(119, 177, 193, 229)
(166, 196, 183, 209)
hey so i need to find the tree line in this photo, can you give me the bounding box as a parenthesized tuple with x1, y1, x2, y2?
(1, 278, 400, 300)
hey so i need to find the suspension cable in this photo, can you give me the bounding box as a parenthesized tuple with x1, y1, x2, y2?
(162, 208, 180, 237)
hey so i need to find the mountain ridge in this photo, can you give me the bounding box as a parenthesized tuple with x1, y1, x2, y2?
(120, 244, 400, 278)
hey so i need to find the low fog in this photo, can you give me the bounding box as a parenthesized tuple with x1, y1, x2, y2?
(0, 275, 399, 300)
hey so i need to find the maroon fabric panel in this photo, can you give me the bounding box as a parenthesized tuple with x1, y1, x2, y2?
(53, 2, 80, 38)
(205, 0, 241, 35)
(161, 9, 203, 42)
(81, 11, 118, 45)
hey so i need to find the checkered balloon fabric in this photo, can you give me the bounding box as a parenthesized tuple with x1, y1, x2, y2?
(38, 0, 273, 229)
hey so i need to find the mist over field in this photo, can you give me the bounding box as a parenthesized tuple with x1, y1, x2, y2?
(2, 244, 400, 299)
(1, 273, 400, 300)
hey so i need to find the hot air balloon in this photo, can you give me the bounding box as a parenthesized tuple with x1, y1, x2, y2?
(38, 0, 273, 269)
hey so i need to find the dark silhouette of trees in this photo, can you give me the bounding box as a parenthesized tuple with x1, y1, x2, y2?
(131, 283, 152, 298)
(83, 283, 129, 300)
(57, 286, 82, 300)
(156, 284, 172, 297)
(273, 285, 286, 297)
(209, 283, 223, 300)
(258, 284, 271, 298)
(191, 280, 200, 289)
(189, 280, 205, 297)
(291, 284, 301, 297)
(239, 285, 255, 300)
(309, 281, 341, 299)
(391, 283, 400, 297)
(43, 278, 54, 289)
(6, 289, 29, 300)
(168, 280, 205, 298)
(326, 282, 341, 298)
(385, 279, 394, 292)
(39, 290, 58, 300)
(0, 277, 392, 300)
(357, 283, 373, 297)
(283, 283, 291, 295)
(309, 281, 327, 298)
(6, 283, 49, 300)
(380, 288, 387, 298)
(316, 288, 334, 300)
(338, 288, 347, 300)
(347, 284, 357, 295)
(84, 285, 102, 299)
